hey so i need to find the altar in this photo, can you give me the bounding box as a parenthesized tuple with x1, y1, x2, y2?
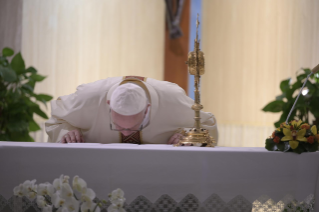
(0, 142, 318, 212)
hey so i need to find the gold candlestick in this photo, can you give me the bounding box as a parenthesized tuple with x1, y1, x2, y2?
(174, 14, 216, 147)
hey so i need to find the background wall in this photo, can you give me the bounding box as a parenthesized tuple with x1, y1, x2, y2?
(21, 0, 165, 109)
(0, 0, 22, 53)
(201, 0, 319, 147)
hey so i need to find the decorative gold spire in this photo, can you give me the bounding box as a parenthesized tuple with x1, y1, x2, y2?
(175, 14, 216, 147)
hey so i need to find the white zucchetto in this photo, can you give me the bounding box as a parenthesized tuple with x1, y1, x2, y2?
(110, 83, 148, 116)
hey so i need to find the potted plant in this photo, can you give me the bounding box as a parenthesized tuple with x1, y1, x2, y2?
(0, 47, 53, 141)
(262, 68, 319, 128)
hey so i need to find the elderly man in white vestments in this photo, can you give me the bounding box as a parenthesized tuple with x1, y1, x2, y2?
(45, 76, 218, 144)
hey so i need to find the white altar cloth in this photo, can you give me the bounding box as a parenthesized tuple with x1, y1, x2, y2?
(0, 142, 318, 211)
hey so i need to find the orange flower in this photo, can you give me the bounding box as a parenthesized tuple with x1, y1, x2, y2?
(307, 136, 315, 144)
(301, 124, 310, 130)
(271, 131, 276, 138)
(273, 136, 280, 144)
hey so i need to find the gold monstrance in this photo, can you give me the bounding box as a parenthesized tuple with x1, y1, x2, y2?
(174, 14, 217, 147)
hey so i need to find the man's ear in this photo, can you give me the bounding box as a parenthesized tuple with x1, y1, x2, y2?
(145, 103, 151, 114)
(107, 100, 110, 105)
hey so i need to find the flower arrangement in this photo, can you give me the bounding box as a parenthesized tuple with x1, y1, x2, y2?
(265, 120, 319, 154)
(13, 175, 126, 212)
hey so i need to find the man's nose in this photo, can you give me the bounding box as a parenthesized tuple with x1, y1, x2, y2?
(121, 131, 134, 136)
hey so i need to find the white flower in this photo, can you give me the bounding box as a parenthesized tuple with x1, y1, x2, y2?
(107, 204, 126, 212)
(56, 207, 69, 212)
(72, 175, 87, 193)
(111, 198, 126, 208)
(36, 195, 46, 208)
(13, 184, 25, 197)
(42, 205, 52, 212)
(60, 183, 74, 199)
(109, 189, 126, 207)
(72, 175, 95, 203)
(64, 197, 80, 212)
(81, 201, 100, 212)
(109, 189, 125, 201)
(13, 180, 37, 200)
(23, 180, 38, 200)
(81, 187, 96, 203)
(37, 182, 54, 196)
(53, 175, 70, 191)
(52, 192, 66, 208)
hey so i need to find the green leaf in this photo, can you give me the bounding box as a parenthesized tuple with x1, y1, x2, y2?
(302, 68, 312, 75)
(265, 138, 277, 151)
(6, 119, 29, 132)
(276, 93, 286, 101)
(22, 83, 34, 92)
(309, 98, 319, 117)
(30, 73, 46, 82)
(277, 142, 285, 151)
(36, 94, 53, 102)
(303, 142, 318, 152)
(262, 100, 285, 112)
(286, 81, 302, 100)
(26, 79, 36, 89)
(31, 104, 49, 119)
(297, 74, 307, 82)
(2, 47, 14, 57)
(25, 67, 37, 74)
(280, 79, 290, 93)
(0, 67, 17, 82)
(0, 57, 8, 66)
(11, 52, 25, 75)
(0, 134, 10, 141)
(29, 119, 41, 132)
(10, 133, 34, 142)
(292, 144, 304, 154)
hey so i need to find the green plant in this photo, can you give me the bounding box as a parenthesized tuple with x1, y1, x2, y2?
(262, 68, 319, 128)
(0, 47, 53, 141)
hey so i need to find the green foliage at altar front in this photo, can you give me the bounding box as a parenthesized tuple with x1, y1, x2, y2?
(0, 47, 53, 142)
(262, 68, 319, 128)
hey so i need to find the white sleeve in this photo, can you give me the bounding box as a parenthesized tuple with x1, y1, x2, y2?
(201, 111, 218, 142)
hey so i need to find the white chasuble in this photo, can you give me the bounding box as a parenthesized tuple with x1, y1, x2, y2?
(45, 77, 218, 144)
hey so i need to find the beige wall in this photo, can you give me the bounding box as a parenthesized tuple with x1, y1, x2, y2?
(202, 0, 319, 146)
(0, 0, 22, 53)
(21, 0, 165, 107)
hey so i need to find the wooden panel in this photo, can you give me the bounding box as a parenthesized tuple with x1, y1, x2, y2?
(164, 0, 190, 94)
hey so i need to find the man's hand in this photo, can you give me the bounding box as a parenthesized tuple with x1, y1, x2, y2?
(60, 130, 85, 143)
(168, 133, 184, 145)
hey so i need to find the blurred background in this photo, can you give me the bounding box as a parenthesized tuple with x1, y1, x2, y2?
(1, 0, 319, 146)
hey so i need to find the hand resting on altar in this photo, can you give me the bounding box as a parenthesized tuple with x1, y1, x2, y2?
(168, 133, 184, 145)
(60, 129, 85, 143)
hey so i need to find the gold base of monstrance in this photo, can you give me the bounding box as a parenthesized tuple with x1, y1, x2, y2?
(174, 14, 217, 147)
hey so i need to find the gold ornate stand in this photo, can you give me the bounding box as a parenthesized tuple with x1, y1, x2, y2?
(174, 15, 216, 147)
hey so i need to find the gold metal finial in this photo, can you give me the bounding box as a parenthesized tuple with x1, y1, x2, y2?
(196, 14, 199, 41)
(174, 14, 216, 147)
